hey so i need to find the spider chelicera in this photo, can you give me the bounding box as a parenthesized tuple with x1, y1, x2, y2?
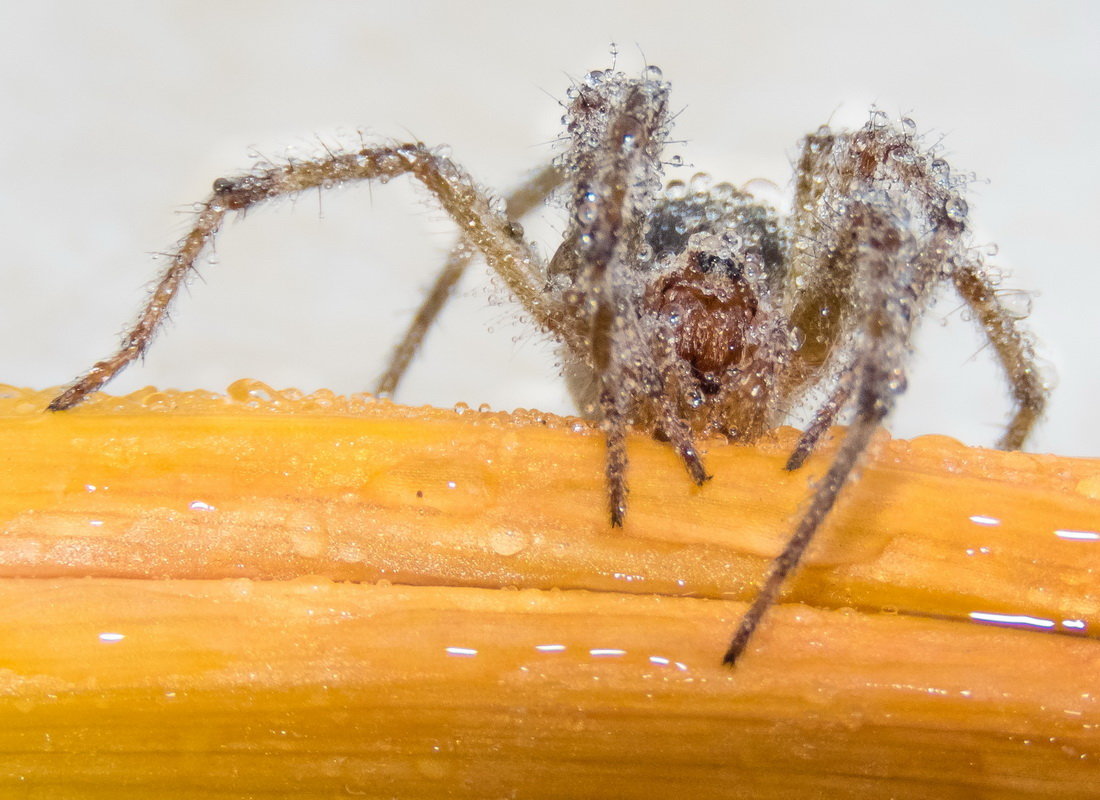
(48, 64, 1047, 665)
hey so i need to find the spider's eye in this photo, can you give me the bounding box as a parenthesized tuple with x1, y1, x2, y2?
(693, 252, 743, 281)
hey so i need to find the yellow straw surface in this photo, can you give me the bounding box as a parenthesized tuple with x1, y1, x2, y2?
(0, 382, 1097, 798)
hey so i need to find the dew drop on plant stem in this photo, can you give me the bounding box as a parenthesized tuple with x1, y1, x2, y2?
(489, 528, 529, 556)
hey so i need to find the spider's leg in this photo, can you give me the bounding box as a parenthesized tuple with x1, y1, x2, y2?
(599, 384, 630, 526)
(552, 71, 703, 524)
(726, 201, 938, 666)
(48, 144, 556, 411)
(724, 359, 887, 665)
(374, 163, 562, 397)
(666, 425, 709, 485)
(372, 238, 476, 398)
(595, 325, 709, 526)
(784, 366, 856, 471)
(47, 197, 230, 410)
(951, 262, 1047, 449)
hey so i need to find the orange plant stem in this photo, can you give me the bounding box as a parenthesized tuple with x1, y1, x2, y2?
(0, 382, 1096, 798)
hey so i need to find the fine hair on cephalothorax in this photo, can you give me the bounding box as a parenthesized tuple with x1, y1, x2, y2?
(48, 61, 1047, 666)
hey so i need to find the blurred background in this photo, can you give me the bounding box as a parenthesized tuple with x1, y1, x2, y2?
(0, 1, 1095, 455)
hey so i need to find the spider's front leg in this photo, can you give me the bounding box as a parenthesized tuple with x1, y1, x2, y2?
(725, 198, 942, 665)
(723, 118, 997, 665)
(48, 144, 556, 411)
(782, 122, 1047, 466)
(550, 69, 709, 525)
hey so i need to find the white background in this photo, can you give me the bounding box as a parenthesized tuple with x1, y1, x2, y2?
(0, 1, 1095, 456)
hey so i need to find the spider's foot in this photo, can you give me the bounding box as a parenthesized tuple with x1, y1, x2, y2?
(677, 443, 710, 486)
(609, 495, 626, 528)
(722, 618, 754, 667)
(48, 380, 94, 411)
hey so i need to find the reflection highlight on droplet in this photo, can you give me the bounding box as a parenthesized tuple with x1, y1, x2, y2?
(588, 648, 626, 658)
(648, 656, 689, 671)
(969, 611, 1055, 630)
(444, 646, 478, 658)
(1054, 529, 1099, 541)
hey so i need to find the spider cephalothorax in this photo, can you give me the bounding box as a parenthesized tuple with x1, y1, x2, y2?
(48, 65, 1046, 665)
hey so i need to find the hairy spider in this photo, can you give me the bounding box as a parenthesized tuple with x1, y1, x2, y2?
(48, 65, 1047, 666)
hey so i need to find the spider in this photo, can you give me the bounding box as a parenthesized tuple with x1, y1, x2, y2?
(47, 65, 1047, 666)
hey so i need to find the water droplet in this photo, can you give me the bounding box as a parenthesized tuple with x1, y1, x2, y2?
(721, 232, 743, 251)
(887, 369, 908, 393)
(576, 191, 599, 225)
(945, 196, 969, 222)
(889, 144, 915, 163)
(289, 526, 326, 558)
(711, 182, 737, 202)
(664, 180, 687, 200)
(583, 70, 605, 87)
(643, 65, 664, 81)
(226, 379, 278, 404)
(688, 172, 712, 193)
(489, 528, 529, 556)
(140, 391, 176, 411)
(999, 289, 1034, 319)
